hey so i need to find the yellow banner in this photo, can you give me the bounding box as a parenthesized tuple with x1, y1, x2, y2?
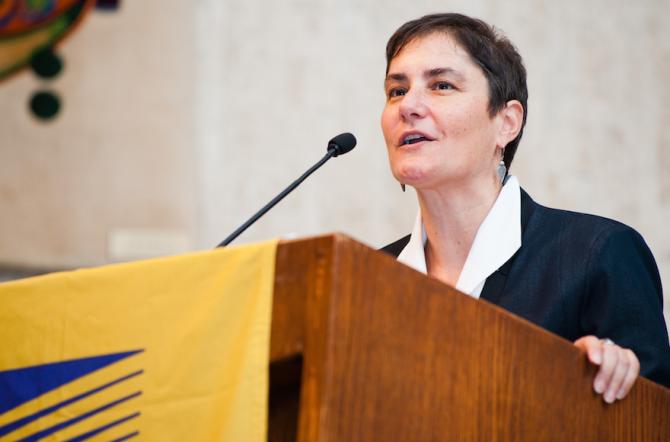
(0, 240, 277, 441)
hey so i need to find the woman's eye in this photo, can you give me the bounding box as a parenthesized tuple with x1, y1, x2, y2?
(434, 82, 454, 91)
(388, 88, 407, 98)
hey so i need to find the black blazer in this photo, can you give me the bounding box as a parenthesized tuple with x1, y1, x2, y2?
(382, 189, 670, 388)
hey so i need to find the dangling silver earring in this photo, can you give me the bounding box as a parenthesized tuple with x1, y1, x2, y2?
(400, 183, 406, 192)
(497, 160, 507, 182)
(496, 151, 507, 183)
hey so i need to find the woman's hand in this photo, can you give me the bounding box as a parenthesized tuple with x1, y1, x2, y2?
(574, 335, 640, 403)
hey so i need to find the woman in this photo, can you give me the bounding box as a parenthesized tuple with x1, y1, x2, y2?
(380, 13, 670, 401)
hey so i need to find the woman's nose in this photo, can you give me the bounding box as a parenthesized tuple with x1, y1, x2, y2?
(399, 89, 428, 121)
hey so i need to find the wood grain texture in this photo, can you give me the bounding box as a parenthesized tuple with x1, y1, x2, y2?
(270, 234, 334, 361)
(270, 234, 670, 441)
(269, 235, 336, 442)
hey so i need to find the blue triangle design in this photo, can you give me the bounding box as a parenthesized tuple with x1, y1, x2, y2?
(0, 350, 143, 415)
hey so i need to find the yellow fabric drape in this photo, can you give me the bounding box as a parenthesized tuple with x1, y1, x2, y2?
(0, 240, 277, 441)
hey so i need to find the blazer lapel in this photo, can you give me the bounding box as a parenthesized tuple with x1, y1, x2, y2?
(480, 188, 536, 304)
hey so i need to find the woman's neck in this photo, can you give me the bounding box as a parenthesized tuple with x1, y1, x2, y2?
(417, 175, 501, 286)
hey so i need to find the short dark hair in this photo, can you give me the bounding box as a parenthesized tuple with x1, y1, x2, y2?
(385, 13, 528, 170)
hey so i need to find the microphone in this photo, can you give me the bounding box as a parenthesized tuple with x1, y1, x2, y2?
(217, 133, 357, 247)
(327, 132, 356, 156)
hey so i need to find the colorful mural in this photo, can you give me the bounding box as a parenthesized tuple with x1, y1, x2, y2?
(0, 0, 119, 120)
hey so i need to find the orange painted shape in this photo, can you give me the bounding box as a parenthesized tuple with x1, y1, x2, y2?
(0, 0, 82, 37)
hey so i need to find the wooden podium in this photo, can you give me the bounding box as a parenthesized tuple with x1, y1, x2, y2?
(267, 234, 670, 441)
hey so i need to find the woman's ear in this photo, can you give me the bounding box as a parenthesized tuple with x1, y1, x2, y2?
(496, 100, 524, 148)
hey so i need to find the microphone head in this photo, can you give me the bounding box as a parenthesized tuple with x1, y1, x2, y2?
(327, 132, 357, 157)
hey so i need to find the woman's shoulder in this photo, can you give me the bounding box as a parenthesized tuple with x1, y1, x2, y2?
(523, 190, 661, 294)
(522, 189, 645, 246)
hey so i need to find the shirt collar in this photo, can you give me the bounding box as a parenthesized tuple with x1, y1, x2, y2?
(397, 209, 428, 274)
(396, 176, 522, 298)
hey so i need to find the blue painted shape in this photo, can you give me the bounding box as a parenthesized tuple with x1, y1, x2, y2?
(65, 412, 140, 442)
(0, 370, 143, 437)
(108, 430, 140, 442)
(0, 350, 143, 415)
(18, 391, 141, 442)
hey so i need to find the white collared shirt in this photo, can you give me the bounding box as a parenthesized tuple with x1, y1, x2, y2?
(397, 176, 522, 298)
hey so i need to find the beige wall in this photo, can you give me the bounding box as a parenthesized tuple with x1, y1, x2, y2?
(0, 1, 198, 268)
(1, 0, 669, 319)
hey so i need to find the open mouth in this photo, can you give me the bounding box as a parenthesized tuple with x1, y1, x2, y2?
(401, 134, 431, 146)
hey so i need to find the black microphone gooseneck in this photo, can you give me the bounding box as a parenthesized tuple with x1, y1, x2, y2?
(217, 132, 357, 247)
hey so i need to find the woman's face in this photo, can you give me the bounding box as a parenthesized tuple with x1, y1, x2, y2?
(381, 32, 503, 190)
